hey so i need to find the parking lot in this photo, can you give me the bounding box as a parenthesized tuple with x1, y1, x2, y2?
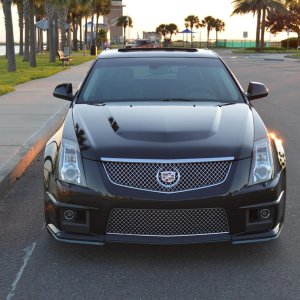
(1, 52, 300, 299)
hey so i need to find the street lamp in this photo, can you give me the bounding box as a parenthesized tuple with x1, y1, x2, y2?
(286, 28, 290, 55)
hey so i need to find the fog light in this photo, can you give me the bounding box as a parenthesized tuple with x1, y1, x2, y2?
(259, 208, 270, 220)
(64, 209, 76, 221)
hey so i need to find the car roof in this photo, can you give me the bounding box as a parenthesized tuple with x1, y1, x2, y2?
(97, 48, 220, 59)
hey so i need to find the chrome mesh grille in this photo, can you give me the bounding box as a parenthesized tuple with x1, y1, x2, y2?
(107, 208, 229, 236)
(102, 159, 232, 193)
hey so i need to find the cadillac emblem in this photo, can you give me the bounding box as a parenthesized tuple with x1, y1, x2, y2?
(156, 167, 180, 188)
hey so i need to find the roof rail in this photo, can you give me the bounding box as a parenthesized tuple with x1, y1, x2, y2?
(118, 48, 198, 53)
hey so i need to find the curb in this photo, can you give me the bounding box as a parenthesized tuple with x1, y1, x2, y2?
(0, 104, 69, 199)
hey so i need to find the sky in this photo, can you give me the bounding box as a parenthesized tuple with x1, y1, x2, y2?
(0, 0, 295, 43)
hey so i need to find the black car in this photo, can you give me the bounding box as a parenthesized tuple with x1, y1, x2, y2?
(44, 48, 286, 245)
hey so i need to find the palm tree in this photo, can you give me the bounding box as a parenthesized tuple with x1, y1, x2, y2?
(184, 15, 201, 46)
(13, 0, 24, 55)
(202, 16, 216, 47)
(1, 0, 17, 71)
(156, 24, 169, 41)
(92, 0, 111, 46)
(28, 0, 36, 67)
(35, 0, 45, 54)
(74, 2, 90, 50)
(56, 1, 68, 51)
(167, 23, 179, 42)
(23, 0, 30, 61)
(266, 1, 300, 46)
(232, 0, 286, 49)
(260, 0, 287, 48)
(44, 0, 56, 62)
(213, 18, 225, 46)
(66, 0, 81, 51)
(232, 0, 262, 48)
(116, 16, 133, 45)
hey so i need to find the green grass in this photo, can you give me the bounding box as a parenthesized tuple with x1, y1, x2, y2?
(287, 53, 300, 58)
(0, 51, 96, 96)
(232, 48, 299, 54)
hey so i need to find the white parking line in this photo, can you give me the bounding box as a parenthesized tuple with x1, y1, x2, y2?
(6, 242, 36, 300)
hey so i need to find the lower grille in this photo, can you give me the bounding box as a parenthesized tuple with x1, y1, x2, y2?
(106, 208, 229, 236)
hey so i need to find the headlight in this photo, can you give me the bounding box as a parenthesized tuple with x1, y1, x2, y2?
(58, 139, 86, 187)
(249, 137, 274, 185)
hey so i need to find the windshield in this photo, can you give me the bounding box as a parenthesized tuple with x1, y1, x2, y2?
(78, 57, 244, 103)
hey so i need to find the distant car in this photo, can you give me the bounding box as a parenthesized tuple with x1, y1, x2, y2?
(125, 39, 158, 48)
(44, 48, 286, 246)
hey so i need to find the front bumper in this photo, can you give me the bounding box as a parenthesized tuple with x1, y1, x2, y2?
(45, 168, 286, 245)
(47, 222, 282, 246)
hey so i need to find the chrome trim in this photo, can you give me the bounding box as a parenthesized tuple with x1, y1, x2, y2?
(156, 167, 180, 188)
(240, 191, 284, 209)
(106, 232, 229, 237)
(102, 161, 232, 194)
(101, 157, 234, 163)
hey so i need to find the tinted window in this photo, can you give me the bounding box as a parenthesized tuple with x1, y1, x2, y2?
(78, 58, 244, 103)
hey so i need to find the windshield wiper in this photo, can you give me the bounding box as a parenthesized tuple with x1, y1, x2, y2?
(160, 98, 196, 102)
(86, 101, 106, 106)
(217, 102, 236, 107)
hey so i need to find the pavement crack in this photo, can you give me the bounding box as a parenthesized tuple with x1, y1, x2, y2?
(6, 242, 36, 300)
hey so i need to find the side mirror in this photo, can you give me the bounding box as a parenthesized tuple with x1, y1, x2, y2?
(53, 83, 74, 101)
(247, 82, 268, 100)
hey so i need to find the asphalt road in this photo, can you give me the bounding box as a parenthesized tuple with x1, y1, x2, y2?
(1, 54, 300, 300)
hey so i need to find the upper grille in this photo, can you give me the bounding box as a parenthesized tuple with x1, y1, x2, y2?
(107, 208, 229, 236)
(102, 158, 232, 193)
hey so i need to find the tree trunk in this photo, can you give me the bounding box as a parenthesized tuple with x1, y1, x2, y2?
(23, 0, 30, 61)
(191, 25, 193, 46)
(207, 28, 210, 47)
(57, 6, 67, 51)
(49, 16, 56, 62)
(72, 19, 75, 50)
(46, 29, 49, 51)
(91, 14, 94, 45)
(29, 0, 36, 67)
(54, 13, 59, 52)
(17, 2, 24, 55)
(260, 8, 266, 48)
(123, 25, 126, 45)
(3, 0, 16, 72)
(84, 16, 88, 47)
(45, 0, 56, 62)
(96, 13, 99, 46)
(39, 29, 43, 53)
(256, 8, 262, 49)
(24, 18, 29, 61)
(216, 30, 218, 47)
(72, 17, 78, 52)
(79, 18, 83, 50)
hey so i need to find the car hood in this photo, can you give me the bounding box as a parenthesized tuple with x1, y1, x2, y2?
(72, 103, 254, 161)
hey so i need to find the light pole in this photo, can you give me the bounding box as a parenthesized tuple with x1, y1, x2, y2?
(199, 30, 201, 48)
(286, 29, 290, 56)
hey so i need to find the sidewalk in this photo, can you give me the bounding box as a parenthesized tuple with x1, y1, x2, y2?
(0, 61, 93, 199)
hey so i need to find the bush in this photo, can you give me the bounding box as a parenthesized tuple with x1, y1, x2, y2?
(281, 37, 298, 48)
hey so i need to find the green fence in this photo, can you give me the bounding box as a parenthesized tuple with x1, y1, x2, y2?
(172, 40, 281, 48)
(216, 40, 270, 48)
